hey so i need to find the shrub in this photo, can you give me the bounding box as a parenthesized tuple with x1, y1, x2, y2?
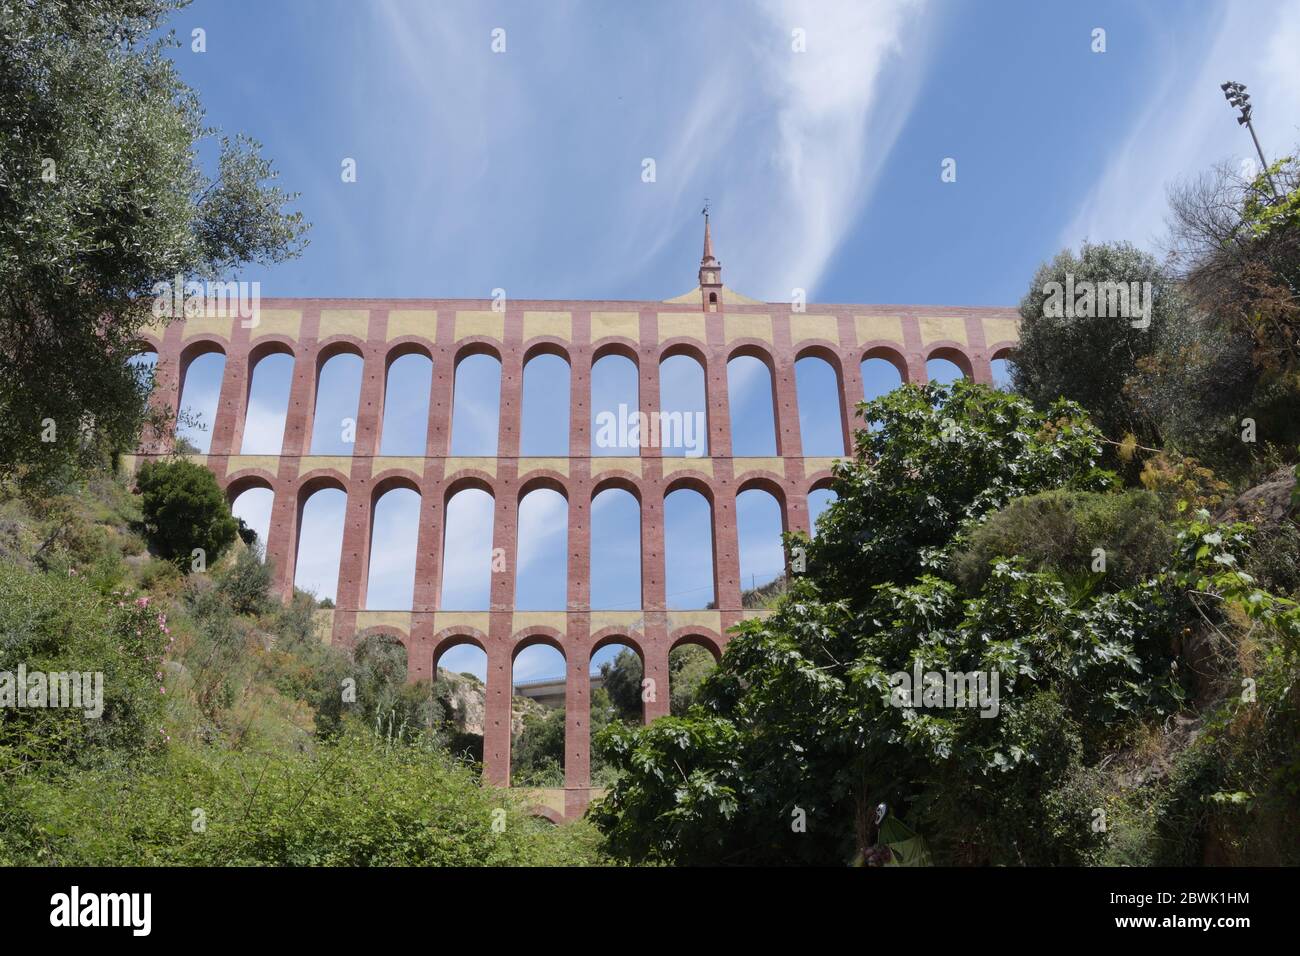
(953, 489, 1172, 592)
(216, 546, 272, 616)
(135, 459, 238, 570)
(0, 563, 169, 775)
(0, 730, 606, 866)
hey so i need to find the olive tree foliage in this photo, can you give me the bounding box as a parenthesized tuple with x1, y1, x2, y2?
(1011, 242, 1185, 449)
(0, 0, 307, 490)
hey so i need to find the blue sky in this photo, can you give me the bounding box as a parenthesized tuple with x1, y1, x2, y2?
(169, 0, 1300, 304)
(175, 0, 1300, 682)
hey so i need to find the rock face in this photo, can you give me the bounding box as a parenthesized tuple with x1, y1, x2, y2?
(1216, 466, 1298, 527)
(436, 668, 542, 738)
(437, 668, 486, 736)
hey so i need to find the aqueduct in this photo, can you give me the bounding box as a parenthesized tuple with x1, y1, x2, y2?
(129, 221, 1019, 818)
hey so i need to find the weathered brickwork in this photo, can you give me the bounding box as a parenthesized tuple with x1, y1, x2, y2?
(129, 245, 1019, 817)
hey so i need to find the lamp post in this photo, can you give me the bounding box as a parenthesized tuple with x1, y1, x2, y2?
(1221, 81, 1279, 198)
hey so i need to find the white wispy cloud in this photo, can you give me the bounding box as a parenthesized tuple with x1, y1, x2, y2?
(1061, 0, 1300, 253)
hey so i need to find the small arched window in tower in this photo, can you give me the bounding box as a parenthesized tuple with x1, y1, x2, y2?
(708, 291, 718, 312)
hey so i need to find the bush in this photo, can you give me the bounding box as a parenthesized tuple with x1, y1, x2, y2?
(953, 489, 1172, 593)
(0, 730, 606, 866)
(0, 563, 169, 775)
(216, 546, 272, 616)
(135, 459, 238, 570)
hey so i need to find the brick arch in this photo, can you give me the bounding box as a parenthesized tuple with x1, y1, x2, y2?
(528, 805, 564, 826)
(862, 344, 909, 381)
(523, 340, 571, 364)
(442, 472, 496, 498)
(453, 339, 504, 365)
(315, 336, 366, 368)
(736, 474, 788, 512)
(133, 333, 164, 354)
(369, 470, 422, 500)
(510, 627, 567, 660)
(247, 337, 298, 366)
(590, 474, 642, 504)
(590, 631, 645, 661)
(431, 627, 489, 666)
(658, 339, 710, 367)
(669, 628, 724, 660)
(591, 341, 639, 366)
(726, 341, 778, 368)
(989, 343, 1017, 361)
(794, 343, 845, 375)
(924, 345, 973, 379)
(664, 474, 715, 504)
(383, 339, 435, 367)
(223, 470, 277, 502)
(177, 337, 227, 402)
(516, 470, 568, 498)
(807, 472, 837, 494)
(297, 470, 351, 497)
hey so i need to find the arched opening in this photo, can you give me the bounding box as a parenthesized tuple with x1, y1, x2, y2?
(514, 487, 568, 611)
(440, 487, 495, 611)
(310, 351, 363, 455)
(450, 352, 501, 456)
(590, 487, 641, 611)
(128, 350, 158, 394)
(664, 487, 714, 609)
(350, 632, 412, 731)
(726, 354, 778, 456)
(512, 642, 566, 787)
(380, 351, 433, 455)
(177, 349, 225, 453)
(591, 351, 638, 457)
(861, 352, 905, 402)
(925, 351, 968, 386)
(294, 486, 347, 603)
(669, 636, 720, 716)
(590, 640, 643, 785)
(433, 640, 488, 765)
(241, 351, 294, 454)
(365, 486, 421, 610)
(230, 485, 274, 557)
(658, 353, 708, 458)
(794, 354, 845, 457)
(735, 488, 786, 604)
(520, 352, 570, 456)
(808, 487, 838, 536)
(990, 349, 1015, 391)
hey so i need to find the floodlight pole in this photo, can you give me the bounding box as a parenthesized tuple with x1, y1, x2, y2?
(1222, 81, 1279, 198)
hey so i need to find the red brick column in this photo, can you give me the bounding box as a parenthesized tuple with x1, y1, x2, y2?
(264, 308, 320, 598)
(712, 474, 742, 614)
(483, 635, 513, 786)
(643, 634, 670, 722)
(902, 314, 928, 383)
(965, 313, 993, 384)
(564, 641, 591, 796)
(772, 314, 804, 458)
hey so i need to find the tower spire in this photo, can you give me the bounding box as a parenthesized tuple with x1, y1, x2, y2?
(699, 201, 722, 313)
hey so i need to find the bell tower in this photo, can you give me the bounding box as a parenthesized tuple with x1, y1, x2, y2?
(699, 204, 722, 313)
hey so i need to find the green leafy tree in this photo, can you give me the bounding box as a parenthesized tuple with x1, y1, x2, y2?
(599, 648, 644, 723)
(1012, 242, 1184, 451)
(0, 0, 307, 489)
(135, 459, 238, 569)
(591, 383, 1185, 865)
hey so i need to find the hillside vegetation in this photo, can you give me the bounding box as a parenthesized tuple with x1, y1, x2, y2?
(0, 471, 604, 866)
